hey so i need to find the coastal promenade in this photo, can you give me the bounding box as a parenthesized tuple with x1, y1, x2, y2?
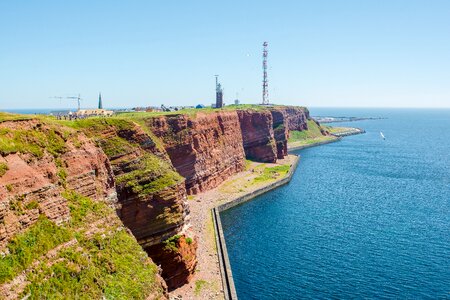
(212, 156, 299, 300)
(169, 155, 298, 300)
(170, 128, 364, 300)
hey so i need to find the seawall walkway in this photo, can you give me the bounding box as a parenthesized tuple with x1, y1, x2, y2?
(212, 156, 300, 300)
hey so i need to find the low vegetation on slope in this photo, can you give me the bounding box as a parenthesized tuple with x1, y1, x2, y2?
(53, 117, 183, 197)
(0, 162, 8, 177)
(115, 153, 182, 196)
(288, 119, 335, 147)
(0, 117, 75, 158)
(0, 191, 165, 299)
(0, 112, 31, 123)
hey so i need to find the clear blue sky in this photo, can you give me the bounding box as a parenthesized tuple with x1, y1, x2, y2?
(1, 0, 449, 109)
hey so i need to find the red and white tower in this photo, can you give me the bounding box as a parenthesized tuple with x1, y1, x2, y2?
(262, 41, 269, 105)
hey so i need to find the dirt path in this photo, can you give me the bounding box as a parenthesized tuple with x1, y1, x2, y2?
(169, 155, 297, 300)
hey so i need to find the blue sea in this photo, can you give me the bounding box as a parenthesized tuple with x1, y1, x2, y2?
(1, 109, 56, 115)
(221, 108, 450, 299)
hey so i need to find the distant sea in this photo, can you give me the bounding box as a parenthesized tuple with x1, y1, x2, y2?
(2, 109, 56, 115)
(1, 108, 128, 115)
(221, 108, 450, 299)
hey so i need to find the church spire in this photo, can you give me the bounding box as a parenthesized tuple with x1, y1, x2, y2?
(98, 92, 103, 109)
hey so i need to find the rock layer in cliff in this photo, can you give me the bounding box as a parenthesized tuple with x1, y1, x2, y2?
(146, 111, 246, 195)
(145, 234, 197, 291)
(66, 118, 188, 248)
(237, 109, 278, 162)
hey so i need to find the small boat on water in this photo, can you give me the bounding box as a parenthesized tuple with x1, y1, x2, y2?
(380, 131, 385, 140)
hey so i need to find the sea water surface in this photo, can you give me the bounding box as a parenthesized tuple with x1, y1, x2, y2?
(221, 108, 450, 299)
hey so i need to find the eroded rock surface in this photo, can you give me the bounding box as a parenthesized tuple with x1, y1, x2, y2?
(145, 235, 198, 291)
(270, 109, 289, 159)
(237, 110, 277, 163)
(146, 111, 246, 195)
(76, 119, 188, 248)
(0, 120, 115, 249)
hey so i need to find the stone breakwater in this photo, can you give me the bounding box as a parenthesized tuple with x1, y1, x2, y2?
(331, 127, 365, 137)
(0, 106, 321, 296)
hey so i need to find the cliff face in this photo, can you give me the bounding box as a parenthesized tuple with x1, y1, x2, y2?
(0, 118, 167, 299)
(282, 106, 310, 131)
(0, 105, 314, 296)
(67, 119, 197, 290)
(78, 119, 188, 248)
(237, 110, 277, 163)
(0, 120, 115, 250)
(144, 107, 311, 194)
(146, 111, 246, 195)
(146, 235, 197, 291)
(268, 107, 310, 159)
(270, 109, 289, 159)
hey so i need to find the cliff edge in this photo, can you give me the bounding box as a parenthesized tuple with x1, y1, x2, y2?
(0, 105, 328, 298)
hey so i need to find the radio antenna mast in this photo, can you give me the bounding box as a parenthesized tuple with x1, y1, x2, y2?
(262, 42, 269, 105)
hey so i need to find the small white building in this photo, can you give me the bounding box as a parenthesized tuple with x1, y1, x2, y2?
(75, 109, 114, 117)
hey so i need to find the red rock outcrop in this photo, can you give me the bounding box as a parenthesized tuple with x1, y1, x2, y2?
(237, 109, 277, 163)
(77, 120, 188, 248)
(0, 120, 115, 250)
(282, 106, 310, 131)
(146, 111, 246, 195)
(269, 109, 289, 159)
(145, 235, 198, 291)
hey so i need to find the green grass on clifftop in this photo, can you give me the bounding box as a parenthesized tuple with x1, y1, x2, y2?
(0, 112, 32, 123)
(114, 104, 307, 119)
(0, 126, 69, 158)
(53, 117, 167, 156)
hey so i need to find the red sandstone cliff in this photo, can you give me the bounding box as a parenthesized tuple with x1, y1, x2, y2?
(282, 106, 310, 131)
(0, 105, 315, 296)
(0, 117, 195, 294)
(84, 120, 188, 247)
(268, 106, 311, 159)
(269, 109, 289, 159)
(0, 120, 116, 250)
(145, 107, 311, 194)
(145, 235, 197, 291)
(74, 119, 197, 290)
(145, 111, 246, 195)
(237, 110, 278, 163)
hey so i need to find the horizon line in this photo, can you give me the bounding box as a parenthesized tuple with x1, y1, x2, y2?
(2, 105, 450, 111)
